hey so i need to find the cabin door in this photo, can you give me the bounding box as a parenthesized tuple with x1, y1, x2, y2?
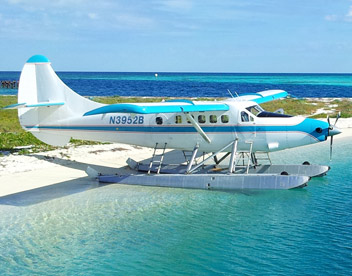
(149, 113, 171, 146)
(238, 110, 256, 148)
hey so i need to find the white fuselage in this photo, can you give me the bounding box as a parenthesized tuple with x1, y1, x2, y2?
(28, 99, 329, 153)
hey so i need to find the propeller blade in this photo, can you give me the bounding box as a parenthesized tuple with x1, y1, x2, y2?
(330, 136, 333, 161)
(328, 112, 340, 161)
(334, 112, 341, 126)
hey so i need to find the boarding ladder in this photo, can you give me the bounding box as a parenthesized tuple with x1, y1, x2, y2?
(148, 143, 167, 174)
(252, 152, 272, 165)
(232, 141, 254, 174)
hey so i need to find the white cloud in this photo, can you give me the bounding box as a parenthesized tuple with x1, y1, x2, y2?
(344, 5, 352, 21)
(154, 0, 193, 12)
(325, 14, 337, 21)
(7, 0, 85, 7)
(1, 0, 158, 37)
(325, 5, 352, 22)
(113, 13, 155, 29)
(347, 5, 352, 17)
(88, 13, 98, 20)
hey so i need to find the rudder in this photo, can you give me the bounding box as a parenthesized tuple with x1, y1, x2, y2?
(17, 55, 101, 146)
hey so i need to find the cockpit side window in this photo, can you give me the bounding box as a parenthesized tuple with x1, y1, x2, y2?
(241, 111, 249, 122)
(241, 111, 254, 122)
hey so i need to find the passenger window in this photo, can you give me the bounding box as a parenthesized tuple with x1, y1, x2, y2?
(198, 115, 206, 123)
(210, 115, 217, 123)
(156, 117, 163, 125)
(241, 111, 249, 122)
(175, 115, 182, 124)
(187, 115, 195, 124)
(221, 115, 229, 123)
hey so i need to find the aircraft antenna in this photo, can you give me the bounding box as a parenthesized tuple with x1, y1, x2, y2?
(227, 89, 239, 98)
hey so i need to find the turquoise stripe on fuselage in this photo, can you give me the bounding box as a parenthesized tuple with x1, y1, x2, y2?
(25, 118, 329, 141)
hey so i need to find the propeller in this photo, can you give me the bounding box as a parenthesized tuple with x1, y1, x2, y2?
(329, 135, 333, 161)
(327, 112, 341, 161)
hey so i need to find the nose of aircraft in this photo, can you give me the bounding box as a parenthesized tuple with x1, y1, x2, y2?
(328, 126, 342, 137)
(327, 112, 342, 137)
(326, 113, 342, 160)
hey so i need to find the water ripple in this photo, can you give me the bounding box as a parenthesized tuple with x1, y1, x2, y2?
(1, 139, 352, 275)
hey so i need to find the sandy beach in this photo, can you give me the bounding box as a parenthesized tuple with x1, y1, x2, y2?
(0, 118, 351, 197)
(0, 143, 156, 197)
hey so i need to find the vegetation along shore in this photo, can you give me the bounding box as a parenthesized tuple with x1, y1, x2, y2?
(1, 95, 351, 155)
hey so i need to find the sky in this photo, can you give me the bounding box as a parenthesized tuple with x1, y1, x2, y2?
(0, 0, 352, 72)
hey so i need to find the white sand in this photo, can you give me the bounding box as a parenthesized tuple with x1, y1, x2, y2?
(1, 119, 352, 197)
(0, 144, 155, 197)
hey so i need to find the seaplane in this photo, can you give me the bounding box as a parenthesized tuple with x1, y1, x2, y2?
(3, 55, 342, 190)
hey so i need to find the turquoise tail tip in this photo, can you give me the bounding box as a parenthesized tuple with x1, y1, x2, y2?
(27, 55, 50, 63)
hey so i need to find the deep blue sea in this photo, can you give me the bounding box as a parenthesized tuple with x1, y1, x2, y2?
(1, 71, 352, 98)
(0, 138, 351, 275)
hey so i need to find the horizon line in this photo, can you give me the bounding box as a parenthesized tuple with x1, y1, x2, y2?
(1, 70, 352, 74)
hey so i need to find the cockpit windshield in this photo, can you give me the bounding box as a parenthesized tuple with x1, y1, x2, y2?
(246, 105, 263, 116)
(246, 104, 293, 118)
(244, 104, 293, 118)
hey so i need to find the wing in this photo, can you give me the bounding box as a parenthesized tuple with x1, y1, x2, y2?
(233, 90, 288, 104)
(83, 100, 229, 116)
(82, 90, 287, 116)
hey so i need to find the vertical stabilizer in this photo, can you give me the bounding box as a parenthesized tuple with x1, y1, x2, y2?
(17, 55, 102, 146)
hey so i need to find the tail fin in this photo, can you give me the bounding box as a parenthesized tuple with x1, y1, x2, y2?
(17, 55, 101, 146)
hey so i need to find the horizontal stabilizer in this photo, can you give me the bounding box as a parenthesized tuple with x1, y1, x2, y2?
(2, 103, 27, 109)
(84, 103, 229, 116)
(3, 102, 65, 110)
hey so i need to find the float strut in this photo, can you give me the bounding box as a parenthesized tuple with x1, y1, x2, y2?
(187, 140, 236, 174)
(228, 138, 238, 173)
(186, 144, 200, 173)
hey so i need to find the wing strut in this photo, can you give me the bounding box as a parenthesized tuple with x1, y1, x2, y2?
(184, 112, 211, 144)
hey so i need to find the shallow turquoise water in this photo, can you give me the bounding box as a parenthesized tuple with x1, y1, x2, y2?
(0, 138, 351, 275)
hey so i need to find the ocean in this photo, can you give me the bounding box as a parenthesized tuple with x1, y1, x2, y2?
(1, 71, 352, 98)
(0, 138, 351, 275)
